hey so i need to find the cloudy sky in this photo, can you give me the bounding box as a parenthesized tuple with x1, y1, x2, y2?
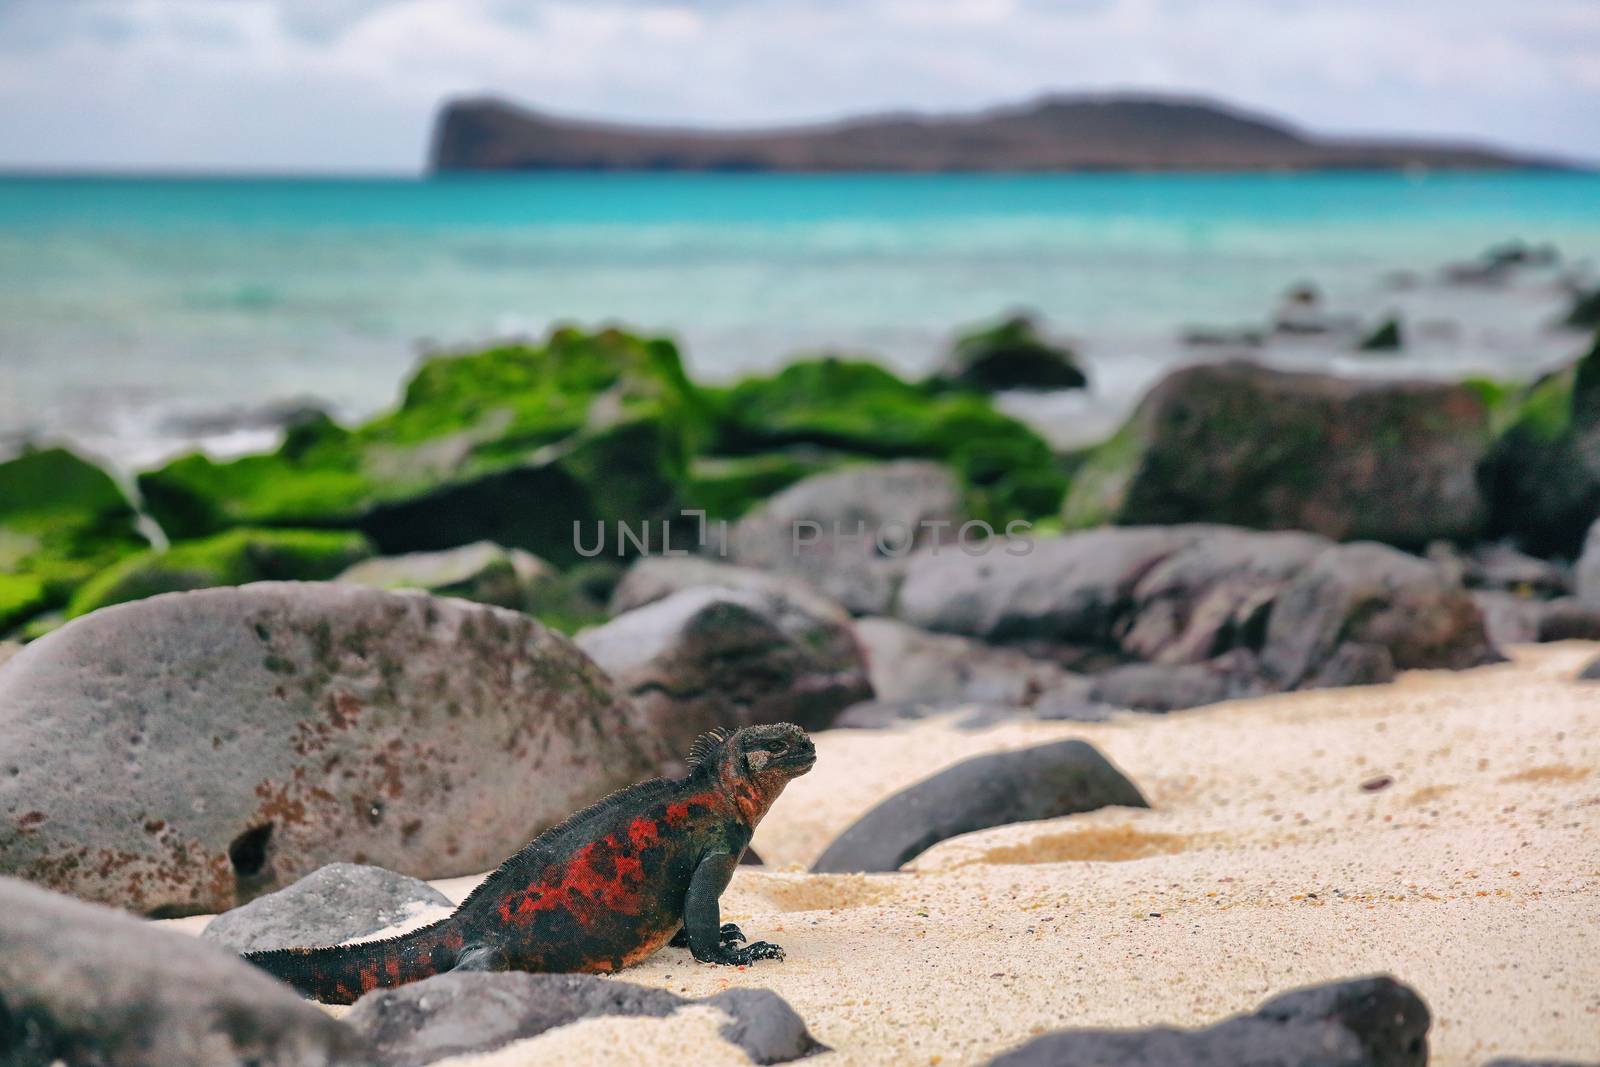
(1, 0, 1597, 172)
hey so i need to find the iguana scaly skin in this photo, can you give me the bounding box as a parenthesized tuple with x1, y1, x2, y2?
(243, 723, 815, 1004)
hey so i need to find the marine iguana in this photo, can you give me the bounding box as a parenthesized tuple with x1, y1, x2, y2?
(243, 723, 815, 1004)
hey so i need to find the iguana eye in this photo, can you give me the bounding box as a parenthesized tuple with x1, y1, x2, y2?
(763, 741, 786, 753)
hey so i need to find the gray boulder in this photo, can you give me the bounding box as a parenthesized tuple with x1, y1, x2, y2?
(336, 540, 554, 612)
(577, 586, 871, 760)
(1581, 655, 1600, 681)
(1454, 541, 1572, 598)
(1471, 591, 1548, 647)
(1579, 518, 1600, 605)
(0, 876, 364, 1067)
(339, 542, 608, 631)
(201, 862, 451, 954)
(342, 971, 822, 1067)
(896, 525, 1201, 645)
(610, 555, 860, 667)
(1536, 597, 1600, 640)
(727, 460, 964, 615)
(896, 526, 1496, 700)
(811, 739, 1147, 873)
(986, 975, 1428, 1067)
(1120, 528, 1329, 664)
(0, 582, 665, 914)
(1262, 543, 1499, 689)
(1089, 651, 1266, 712)
(853, 616, 1092, 707)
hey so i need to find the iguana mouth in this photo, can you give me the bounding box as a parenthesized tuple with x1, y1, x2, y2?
(785, 750, 818, 774)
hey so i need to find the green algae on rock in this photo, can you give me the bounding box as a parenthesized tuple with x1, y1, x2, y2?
(707, 355, 1066, 524)
(0, 447, 147, 632)
(1480, 329, 1600, 557)
(66, 527, 374, 618)
(138, 327, 712, 566)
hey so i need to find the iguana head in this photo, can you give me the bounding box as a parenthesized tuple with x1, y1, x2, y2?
(687, 723, 816, 822)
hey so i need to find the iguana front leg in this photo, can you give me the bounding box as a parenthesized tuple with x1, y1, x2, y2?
(683, 852, 784, 965)
(670, 923, 745, 948)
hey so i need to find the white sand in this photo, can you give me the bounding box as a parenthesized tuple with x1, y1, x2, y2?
(170, 643, 1600, 1065)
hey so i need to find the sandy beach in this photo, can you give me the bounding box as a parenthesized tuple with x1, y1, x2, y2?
(164, 641, 1600, 1065)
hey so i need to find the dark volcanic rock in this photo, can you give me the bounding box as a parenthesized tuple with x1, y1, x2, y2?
(1564, 285, 1600, 329)
(986, 975, 1429, 1067)
(0, 583, 665, 914)
(0, 876, 364, 1067)
(727, 460, 964, 616)
(896, 525, 1200, 645)
(1261, 543, 1499, 688)
(1579, 518, 1600, 605)
(853, 615, 1092, 707)
(935, 313, 1087, 392)
(201, 862, 452, 954)
(811, 739, 1146, 873)
(577, 586, 871, 759)
(1061, 361, 1494, 546)
(342, 971, 821, 1066)
(1356, 316, 1403, 352)
(1536, 597, 1600, 641)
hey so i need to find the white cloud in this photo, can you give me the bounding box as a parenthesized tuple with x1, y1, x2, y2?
(0, 0, 1595, 170)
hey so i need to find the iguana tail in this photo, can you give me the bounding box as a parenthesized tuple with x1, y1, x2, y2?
(243, 918, 467, 1005)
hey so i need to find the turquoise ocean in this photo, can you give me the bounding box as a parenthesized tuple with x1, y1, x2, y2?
(1, 171, 1597, 469)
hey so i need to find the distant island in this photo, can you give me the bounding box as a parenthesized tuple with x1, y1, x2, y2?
(430, 93, 1560, 173)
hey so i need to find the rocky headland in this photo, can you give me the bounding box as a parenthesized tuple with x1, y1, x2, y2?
(430, 93, 1563, 173)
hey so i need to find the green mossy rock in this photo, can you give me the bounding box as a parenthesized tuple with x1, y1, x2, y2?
(708, 356, 1066, 524)
(138, 328, 711, 566)
(682, 451, 843, 522)
(1060, 360, 1494, 548)
(66, 528, 374, 618)
(0, 447, 146, 631)
(1480, 330, 1600, 557)
(934, 313, 1088, 392)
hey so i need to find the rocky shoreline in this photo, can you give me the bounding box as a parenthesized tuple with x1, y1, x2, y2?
(1, 276, 1598, 1063)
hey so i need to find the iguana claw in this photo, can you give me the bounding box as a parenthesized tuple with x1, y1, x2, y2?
(695, 939, 784, 965)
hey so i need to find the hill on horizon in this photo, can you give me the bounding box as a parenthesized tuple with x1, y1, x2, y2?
(429, 92, 1563, 174)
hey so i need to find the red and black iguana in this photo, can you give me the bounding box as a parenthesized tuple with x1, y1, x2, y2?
(243, 723, 815, 1004)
